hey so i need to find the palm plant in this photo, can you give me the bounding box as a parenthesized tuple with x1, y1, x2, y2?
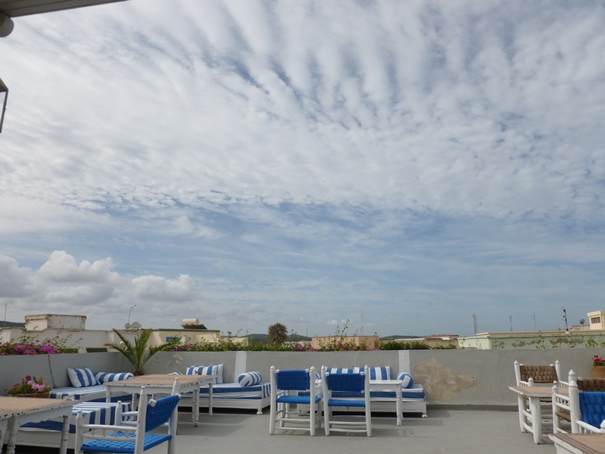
(105, 328, 156, 376)
(268, 322, 288, 345)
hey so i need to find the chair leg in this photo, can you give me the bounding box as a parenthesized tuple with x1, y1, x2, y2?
(269, 400, 276, 434)
(310, 402, 315, 437)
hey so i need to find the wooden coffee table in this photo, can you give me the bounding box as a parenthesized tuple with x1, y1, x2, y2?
(105, 374, 213, 427)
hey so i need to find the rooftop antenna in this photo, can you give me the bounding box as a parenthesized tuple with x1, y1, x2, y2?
(562, 307, 569, 334)
(125, 304, 136, 329)
(0, 77, 8, 133)
(473, 314, 478, 335)
(361, 314, 364, 335)
(532, 313, 537, 331)
(509, 316, 513, 332)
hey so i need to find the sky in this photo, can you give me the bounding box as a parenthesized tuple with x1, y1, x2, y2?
(1, 0, 604, 338)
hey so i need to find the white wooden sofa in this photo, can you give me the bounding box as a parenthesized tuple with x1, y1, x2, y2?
(47, 369, 135, 403)
(177, 364, 271, 414)
(17, 401, 131, 450)
(320, 366, 427, 418)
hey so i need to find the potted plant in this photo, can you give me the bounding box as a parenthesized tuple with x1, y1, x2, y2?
(7, 375, 51, 398)
(593, 355, 605, 379)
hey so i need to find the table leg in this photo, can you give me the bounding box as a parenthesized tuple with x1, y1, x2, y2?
(516, 394, 527, 433)
(193, 389, 199, 427)
(6, 417, 18, 454)
(529, 396, 542, 444)
(208, 383, 213, 416)
(59, 414, 69, 454)
(396, 387, 402, 426)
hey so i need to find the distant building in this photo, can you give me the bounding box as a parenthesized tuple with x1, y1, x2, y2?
(311, 335, 379, 350)
(0, 314, 220, 351)
(459, 310, 605, 349)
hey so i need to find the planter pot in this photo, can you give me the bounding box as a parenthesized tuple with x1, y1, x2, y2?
(16, 392, 50, 398)
(592, 366, 605, 379)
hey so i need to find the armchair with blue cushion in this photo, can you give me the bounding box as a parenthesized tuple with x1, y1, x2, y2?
(269, 366, 321, 436)
(74, 385, 180, 454)
(321, 365, 372, 437)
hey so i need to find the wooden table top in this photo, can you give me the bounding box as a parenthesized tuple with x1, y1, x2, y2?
(550, 433, 605, 454)
(104, 374, 211, 387)
(0, 396, 74, 419)
(509, 385, 568, 397)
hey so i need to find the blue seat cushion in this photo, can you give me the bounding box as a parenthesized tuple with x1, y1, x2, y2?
(276, 395, 321, 404)
(328, 398, 366, 408)
(81, 433, 171, 453)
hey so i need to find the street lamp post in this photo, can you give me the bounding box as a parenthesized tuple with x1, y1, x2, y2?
(128, 305, 136, 326)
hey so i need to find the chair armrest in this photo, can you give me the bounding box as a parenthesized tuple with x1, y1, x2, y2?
(576, 420, 604, 434)
(80, 423, 136, 433)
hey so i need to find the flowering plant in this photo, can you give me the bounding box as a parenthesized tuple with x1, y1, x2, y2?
(593, 355, 605, 367)
(7, 376, 51, 396)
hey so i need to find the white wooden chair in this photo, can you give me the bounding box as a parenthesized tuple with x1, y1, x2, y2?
(321, 365, 371, 437)
(554, 372, 605, 434)
(514, 360, 567, 387)
(74, 385, 180, 454)
(269, 366, 321, 436)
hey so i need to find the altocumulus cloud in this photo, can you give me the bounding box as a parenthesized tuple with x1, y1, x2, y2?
(1, 0, 605, 335)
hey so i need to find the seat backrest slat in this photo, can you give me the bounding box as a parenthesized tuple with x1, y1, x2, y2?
(145, 394, 180, 432)
(275, 370, 311, 391)
(519, 365, 558, 383)
(579, 391, 605, 428)
(326, 372, 365, 392)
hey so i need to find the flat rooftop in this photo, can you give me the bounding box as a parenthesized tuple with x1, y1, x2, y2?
(25, 408, 554, 454)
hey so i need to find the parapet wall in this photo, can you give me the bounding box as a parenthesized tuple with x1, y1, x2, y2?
(0, 348, 597, 408)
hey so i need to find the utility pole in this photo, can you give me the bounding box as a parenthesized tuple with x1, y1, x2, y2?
(562, 307, 569, 334)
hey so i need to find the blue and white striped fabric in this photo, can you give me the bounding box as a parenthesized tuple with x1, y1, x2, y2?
(324, 367, 357, 375)
(168, 371, 183, 375)
(186, 364, 224, 384)
(198, 382, 271, 399)
(67, 368, 99, 388)
(237, 371, 262, 387)
(397, 372, 415, 389)
(95, 372, 134, 384)
(369, 366, 391, 381)
(50, 385, 107, 401)
(22, 402, 131, 434)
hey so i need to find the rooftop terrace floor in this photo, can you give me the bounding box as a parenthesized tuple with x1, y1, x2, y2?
(86, 408, 557, 454)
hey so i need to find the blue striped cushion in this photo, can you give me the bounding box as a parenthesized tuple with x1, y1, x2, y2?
(186, 364, 224, 384)
(325, 368, 357, 375)
(95, 372, 134, 384)
(397, 372, 415, 389)
(369, 366, 390, 380)
(68, 368, 99, 388)
(237, 371, 262, 387)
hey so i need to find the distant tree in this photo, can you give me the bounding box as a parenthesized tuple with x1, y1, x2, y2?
(268, 323, 288, 345)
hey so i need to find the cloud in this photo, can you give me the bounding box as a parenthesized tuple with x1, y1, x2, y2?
(38, 251, 119, 284)
(0, 256, 39, 298)
(132, 274, 199, 302)
(1, 1, 604, 336)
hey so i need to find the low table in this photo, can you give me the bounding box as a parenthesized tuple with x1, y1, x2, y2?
(105, 374, 213, 427)
(509, 385, 568, 444)
(369, 380, 403, 426)
(0, 396, 74, 454)
(550, 433, 605, 454)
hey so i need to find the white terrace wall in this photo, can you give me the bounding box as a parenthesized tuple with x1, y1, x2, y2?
(144, 347, 598, 409)
(0, 348, 598, 408)
(0, 352, 132, 394)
